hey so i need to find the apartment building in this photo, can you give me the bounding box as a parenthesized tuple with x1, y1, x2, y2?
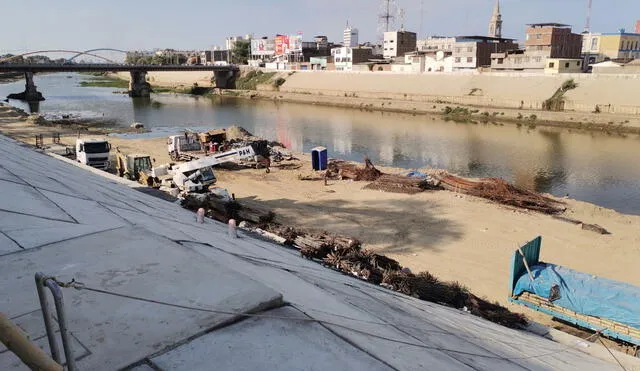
(452, 36, 518, 70)
(491, 23, 582, 71)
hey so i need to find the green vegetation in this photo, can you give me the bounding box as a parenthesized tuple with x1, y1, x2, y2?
(231, 40, 250, 65)
(235, 70, 276, 90)
(543, 79, 578, 111)
(152, 84, 214, 96)
(125, 51, 187, 65)
(78, 72, 107, 76)
(274, 77, 286, 88)
(79, 76, 129, 89)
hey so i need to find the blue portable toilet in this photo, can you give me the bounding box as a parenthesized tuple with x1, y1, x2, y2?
(311, 146, 328, 171)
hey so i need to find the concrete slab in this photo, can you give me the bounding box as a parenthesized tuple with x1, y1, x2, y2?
(183, 239, 621, 371)
(0, 227, 283, 370)
(0, 181, 74, 222)
(151, 306, 392, 371)
(0, 166, 25, 184)
(0, 231, 21, 254)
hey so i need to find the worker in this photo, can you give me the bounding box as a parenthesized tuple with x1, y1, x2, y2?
(211, 142, 218, 153)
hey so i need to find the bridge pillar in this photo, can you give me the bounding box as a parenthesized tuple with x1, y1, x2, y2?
(213, 70, 238, 89)
(6, 72, 44, 101)
(129, 71, 151, 98)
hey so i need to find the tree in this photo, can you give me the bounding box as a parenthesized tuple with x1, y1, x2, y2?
(231, 40, 250, 65)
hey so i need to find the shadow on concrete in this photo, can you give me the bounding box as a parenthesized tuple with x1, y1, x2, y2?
(237, 194, 463, 254)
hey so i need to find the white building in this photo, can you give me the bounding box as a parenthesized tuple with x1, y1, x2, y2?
(332, 47, 354, 71)
(332, 46, 373, 71)
(417, 36, 457, 52)
(343, 25, 359, 47)
(225, 34, 252, 50)
(383, 30, 417, 59)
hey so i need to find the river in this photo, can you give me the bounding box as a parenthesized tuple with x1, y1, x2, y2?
(2, 73, 639, 215)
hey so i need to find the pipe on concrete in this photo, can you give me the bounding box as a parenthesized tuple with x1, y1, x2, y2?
(0, 312, 63, 371)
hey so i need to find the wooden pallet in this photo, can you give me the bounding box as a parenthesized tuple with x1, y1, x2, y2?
(518, 292, 640, 341)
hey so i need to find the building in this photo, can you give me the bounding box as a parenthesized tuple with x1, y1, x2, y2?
(524, 23, 582, 59)
(331, 46, 373, 71)
(581, 30, 640, 67)
(314, 35, 329, 50)
(491, 23, 582, 71)
(225, 35, 252, 50)
(402, 50, 453, 73)
(598, 31, 640, 60)
(452, 36, 518, 70)
(383, 30, 417, 58)
(636, 20, 640, 33)
(544, 58, 583, 74)
(582, 32, 603, 66)
(200, 49, 230, 65)
(417, 36, 456, 52)
(488, 0, 503, 39)
(343, 25, 359, 47)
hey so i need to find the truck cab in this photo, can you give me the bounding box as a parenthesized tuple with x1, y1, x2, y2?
(76, 138, 111, 170)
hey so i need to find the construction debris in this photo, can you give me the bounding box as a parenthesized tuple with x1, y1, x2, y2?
(364, 174, 441, 194)
(325, 158, 382, 181)
(552, 215, 611, 235)
(181, 192, 274, 225)
(437, 174, 566, 214)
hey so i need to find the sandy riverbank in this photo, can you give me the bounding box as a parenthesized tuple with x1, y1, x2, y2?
(1, 102, 639, 333)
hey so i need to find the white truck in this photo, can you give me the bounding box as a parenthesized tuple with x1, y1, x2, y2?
(171, 145, 258, 193)
(76, 138, 111, 170)
(167, 133, 203, 161)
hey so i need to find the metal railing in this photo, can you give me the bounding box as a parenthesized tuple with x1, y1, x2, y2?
(35, 272, 77, 371)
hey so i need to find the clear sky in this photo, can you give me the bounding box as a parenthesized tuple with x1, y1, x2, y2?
(1, 0, 638, 54)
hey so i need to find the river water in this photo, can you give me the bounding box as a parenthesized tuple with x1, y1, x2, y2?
(2, 73, 640, 215)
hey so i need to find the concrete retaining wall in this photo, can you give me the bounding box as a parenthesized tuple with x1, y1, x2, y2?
(280, 71, 640, 114)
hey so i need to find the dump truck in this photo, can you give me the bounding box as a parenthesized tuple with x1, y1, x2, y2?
(509, 236, 640, 353)
(76, 138, 111, 170)
(115, 148, 159, 187)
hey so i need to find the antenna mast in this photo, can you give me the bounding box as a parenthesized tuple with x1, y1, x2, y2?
(420, 0, 424, 37)
(584, 0, 593, 33)
(377, 0, 397, 40)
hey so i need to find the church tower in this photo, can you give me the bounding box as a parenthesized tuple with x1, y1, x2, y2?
(488, 0, 503, 38)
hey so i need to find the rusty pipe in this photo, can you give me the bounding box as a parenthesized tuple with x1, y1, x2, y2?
(0, 312, 63, 371)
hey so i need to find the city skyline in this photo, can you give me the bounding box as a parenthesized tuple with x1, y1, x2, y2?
(1, 0, 639, 53)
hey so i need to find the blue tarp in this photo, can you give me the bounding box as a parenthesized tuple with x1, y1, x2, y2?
(514, 263, 640, 329)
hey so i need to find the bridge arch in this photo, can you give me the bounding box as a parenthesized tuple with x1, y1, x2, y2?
(0, 50, 118, 64)
(67, 48, 128, 62)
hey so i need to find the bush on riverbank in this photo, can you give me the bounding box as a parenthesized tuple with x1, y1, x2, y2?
(235, 70, 276, 90)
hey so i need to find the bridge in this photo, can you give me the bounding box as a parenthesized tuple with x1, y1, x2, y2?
(0, 63, 240, 101)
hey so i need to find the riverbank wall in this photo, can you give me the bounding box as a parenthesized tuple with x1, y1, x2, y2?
(280, 71, 640, 115)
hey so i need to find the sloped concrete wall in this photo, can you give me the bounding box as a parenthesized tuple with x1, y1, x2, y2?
(281, 71, 640, 114)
